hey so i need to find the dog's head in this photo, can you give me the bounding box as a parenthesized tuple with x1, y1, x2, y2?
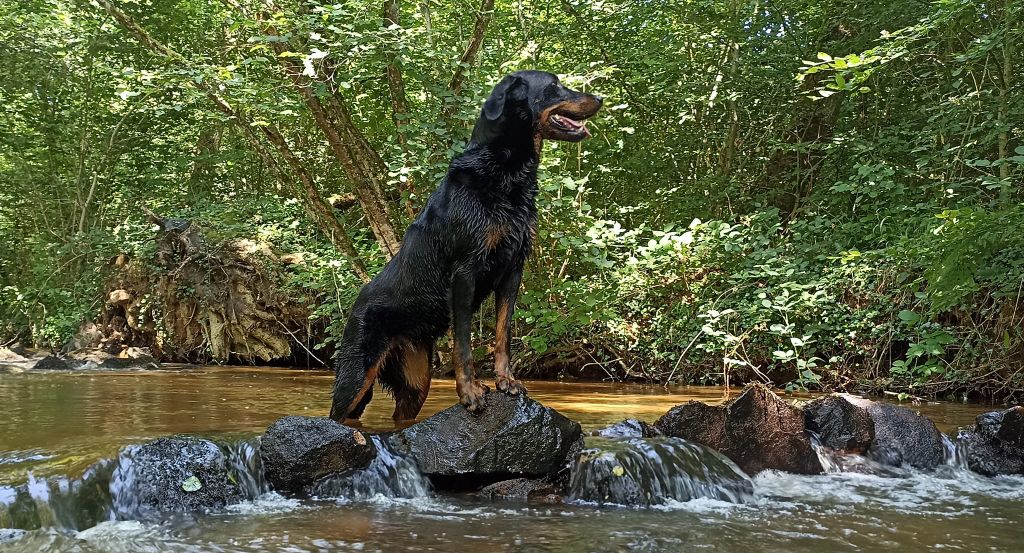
(473, 70, 602, 146)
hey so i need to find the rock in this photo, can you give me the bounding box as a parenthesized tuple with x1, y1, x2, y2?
(260, 416, 377, 493)
(31, 355, 73, 371)
(804, 394, 875, 453)
(110, 437, 242, 519)
(67, 347, 159, 370)
(0, 529, 26, 544)
(655, 384, 823, 475)
(960, 406, 1024, 476)
(0, 347, 30, 373)
(0, 347, 28, 364)
(567, 437, 753, 506)
(390, 392, 584, 487)
(479, 478, 560, 500)
(69, 321, 105, 350)
(591, 419, 661, 439)
(843, 399, 948, 470)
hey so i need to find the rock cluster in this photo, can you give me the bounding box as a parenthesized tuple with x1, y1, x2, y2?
(655, 384, 823, 475)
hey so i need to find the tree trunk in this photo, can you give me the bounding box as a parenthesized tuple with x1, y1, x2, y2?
(259, 27, 404, 257)
(382, 0, 418, 217)
(92, 0, 371, 281)
(997, 0, 1015, 202)
(441, 0, 497, 120)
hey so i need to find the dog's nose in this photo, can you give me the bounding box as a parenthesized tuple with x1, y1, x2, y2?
(594, 95, 604, 106)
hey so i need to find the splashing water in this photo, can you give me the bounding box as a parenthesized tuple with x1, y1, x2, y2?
(308, 436, 431, 500)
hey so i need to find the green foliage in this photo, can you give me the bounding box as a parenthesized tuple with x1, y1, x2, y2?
(0, 0, 1021, 399)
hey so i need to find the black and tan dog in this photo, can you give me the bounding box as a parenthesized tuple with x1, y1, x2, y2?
(330, 71, 602, 422)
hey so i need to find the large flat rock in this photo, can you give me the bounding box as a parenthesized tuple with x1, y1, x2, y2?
(389, 392, 583, 487)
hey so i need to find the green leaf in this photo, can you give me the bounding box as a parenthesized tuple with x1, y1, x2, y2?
(182, 476, 202, 492)
(898, 310, 920, 324)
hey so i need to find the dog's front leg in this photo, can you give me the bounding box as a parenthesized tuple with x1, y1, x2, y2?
(494, 269, 527, 395)
(451, 268, 488, 412)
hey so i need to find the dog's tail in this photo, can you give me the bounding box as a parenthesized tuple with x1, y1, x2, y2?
(330, 347, 379, 422)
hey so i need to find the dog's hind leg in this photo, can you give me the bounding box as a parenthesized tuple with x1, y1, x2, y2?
(384, 342, 432, 423)
(330, 334, 389, 422)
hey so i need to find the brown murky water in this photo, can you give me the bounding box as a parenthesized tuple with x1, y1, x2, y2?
(1, 366, 1021, 553)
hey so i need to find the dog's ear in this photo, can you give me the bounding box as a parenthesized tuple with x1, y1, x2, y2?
(483, 75, 525, 121)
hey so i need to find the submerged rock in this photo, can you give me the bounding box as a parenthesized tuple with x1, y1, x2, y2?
(655, 384, 823, 475)
(260, 416, 377, 493)
(479, 478, 560, 500)
(960, 406, 1024, 476)
(110, 437, 242, 519)
(592, 419, 661, 439)
(804, 394, 875, 453)
(390, 392, 584, 487)
(567, 437, 753, 506)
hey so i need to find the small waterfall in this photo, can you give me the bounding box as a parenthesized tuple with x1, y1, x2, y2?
(942, 434, 969, 468)
(223, 438, 270, 499)
(809, 434, 847, 474)
(308, 436, 431, 500)
(1, 438, 271, 532)
(0, 461, 116, 531)
(567, 438, 754, 507)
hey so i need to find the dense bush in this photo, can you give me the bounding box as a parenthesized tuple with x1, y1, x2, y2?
(0, 0, 1020, 400)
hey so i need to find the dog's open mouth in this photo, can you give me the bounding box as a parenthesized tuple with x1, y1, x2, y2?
(550, 113, 591, 137)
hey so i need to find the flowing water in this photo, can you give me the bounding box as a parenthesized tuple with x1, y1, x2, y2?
(0, 366, 1021, 552)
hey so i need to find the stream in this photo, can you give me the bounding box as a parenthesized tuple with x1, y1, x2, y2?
(1, 366, 1021, 552)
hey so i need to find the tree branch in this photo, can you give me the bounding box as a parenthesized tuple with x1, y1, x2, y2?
(441, 0, 496, 120)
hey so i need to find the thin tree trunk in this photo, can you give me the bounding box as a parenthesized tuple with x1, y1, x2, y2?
(92, 0, 371, 281)
(441, 0, 497, 120)
(257, 23, 404, 256)
(382, 0, 417, 217)
(997, 0, 1015, 202)
(718, 41, 740, 178)
(421, 1, 433, 46)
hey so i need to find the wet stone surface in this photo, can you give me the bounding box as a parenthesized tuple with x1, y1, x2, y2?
(260, 416, 377, 493)
(390, 391, 584, 488)
(655, 384, 823, 475)
(109, 437, 242, 520)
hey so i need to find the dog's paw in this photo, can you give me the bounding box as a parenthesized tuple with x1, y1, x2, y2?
(459, 380, 489, 413)
(495, 375, 527, 396)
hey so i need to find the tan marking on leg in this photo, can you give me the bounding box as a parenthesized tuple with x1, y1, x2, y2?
(401, 344, 431, 397)
(494, 301, 511, 378)
(494, 301, 526, 395)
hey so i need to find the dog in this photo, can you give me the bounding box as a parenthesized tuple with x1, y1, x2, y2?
(329, 70, 602, 423)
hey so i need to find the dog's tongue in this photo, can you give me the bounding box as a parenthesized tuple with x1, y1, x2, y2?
(554, 114, 589, 135)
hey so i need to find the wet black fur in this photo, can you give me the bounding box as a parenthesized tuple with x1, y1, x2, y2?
(330, 70, 602, 421)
